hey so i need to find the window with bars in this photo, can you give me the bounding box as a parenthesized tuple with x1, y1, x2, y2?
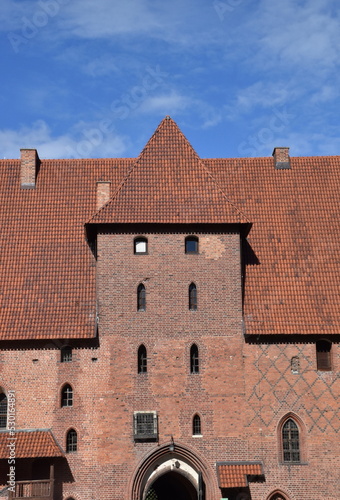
(190, 344, 199, 374)
(192, 414, 201, 435)
(138, 345, 147, 374)
(282, 419, 300, 463)
(137, 284, 146, 311)
(66, 429, 77, 452)
(189, 283, 197, 310)
(0, 393, 7, 429)
(61, 384, 73, 407)
(134, 412, 158, 441)
(185, 236, 198, 254)
(134, 237, 148, 254)
(316, 340, 332, 371)
(61, 346, 72, 363)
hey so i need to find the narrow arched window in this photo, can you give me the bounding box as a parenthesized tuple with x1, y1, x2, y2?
(61, 346, 72, 363)
(61, 384, 73, 407)
(134, 237, 148, 254)
(190, 344, 199, 373)
(291, 356, 299, 374)
(0, 393, 7, 428)
(268, 494, 288, 500)
(282, 419, 300, 463)
(316, 340, 332, 371)
(137, 284, 146, 311)
(193, 414, 201, 435)
(189, 283, 197, 310)
(185, 236, 198, 254)
(138, 345, 147, 374)
(66, 429, 77, 453)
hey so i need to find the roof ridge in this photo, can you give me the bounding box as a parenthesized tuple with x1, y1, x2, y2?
(198, 155, 250, 223)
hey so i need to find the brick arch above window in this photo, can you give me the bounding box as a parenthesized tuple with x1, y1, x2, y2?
(277, 413, 306, 464)
(61, 384, 73, 408)
(66, 428, 77, 453)
(266, 490, 290, 500)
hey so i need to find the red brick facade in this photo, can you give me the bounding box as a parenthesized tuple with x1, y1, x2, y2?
(0, 117, 338, 500)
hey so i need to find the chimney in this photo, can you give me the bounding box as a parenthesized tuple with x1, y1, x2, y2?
(272, 147, 290, 170)
(96, 181, 111, 211)
(20, 149, 40, 189)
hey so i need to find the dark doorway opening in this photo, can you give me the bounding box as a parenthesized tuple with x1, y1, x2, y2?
(145, 471, 198, 500)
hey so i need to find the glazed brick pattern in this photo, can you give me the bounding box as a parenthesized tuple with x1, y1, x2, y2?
(0, 117, 339, 500)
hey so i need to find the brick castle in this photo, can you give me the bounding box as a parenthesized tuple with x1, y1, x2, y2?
(0, 117, 338, 500)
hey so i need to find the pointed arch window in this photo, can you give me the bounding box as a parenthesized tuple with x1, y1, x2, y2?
(0, 393, 7, 429)
(137, 284, 146, 311)
(66, 429, 77, 453)
(185, 236, 198, 254)
(316, 340, 332, 371)
(268, 493, 288, 500)
(189, 283, 197, 310)
(193, 414, 201, 435)
(134, 237, 148, 254)
(282, 418, 300, 463)
(61, 384, 73, 407)
(190, 344, 199, 373)
(138, 345, 147, 374)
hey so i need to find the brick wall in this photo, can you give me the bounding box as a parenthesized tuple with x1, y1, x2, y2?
(0, 229, 338, 500)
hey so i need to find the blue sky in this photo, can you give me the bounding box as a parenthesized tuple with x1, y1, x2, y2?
(1, 0, 340, 159)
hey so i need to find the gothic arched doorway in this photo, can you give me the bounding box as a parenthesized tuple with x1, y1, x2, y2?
(145, 471, 197, 500)
(130, 442, 217, 500)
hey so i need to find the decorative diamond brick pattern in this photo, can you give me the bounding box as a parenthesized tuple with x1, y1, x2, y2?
(246, 344, 340, 432)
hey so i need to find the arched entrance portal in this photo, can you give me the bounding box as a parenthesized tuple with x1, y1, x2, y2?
(145, 471, 197, 500)
(130, 442, 217, 500)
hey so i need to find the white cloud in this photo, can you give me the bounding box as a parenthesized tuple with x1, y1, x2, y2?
(249, 0, 340, 72)
(0, 120, 128, 159)
(138, 92, 191, 115)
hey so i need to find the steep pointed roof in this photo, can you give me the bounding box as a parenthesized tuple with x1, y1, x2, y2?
(89, 117, 249, 224)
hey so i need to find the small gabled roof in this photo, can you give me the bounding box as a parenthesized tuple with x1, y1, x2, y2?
(0, 429, 64, 458)
(217, 461, 264, 488)
(89, 116, 249, 225)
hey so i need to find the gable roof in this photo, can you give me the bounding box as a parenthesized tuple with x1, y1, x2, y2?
(0, 117, 339, 340)
(0, 430, 64, 458)
(89, 116, 249, 225)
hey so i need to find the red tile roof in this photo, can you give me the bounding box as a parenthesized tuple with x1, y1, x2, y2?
(0, 158, 132, 340)
(89, 117, 249, 225)
(0, 116, 339, 339)
(217, 462, 264, 488)
(0, 430, 64, 458)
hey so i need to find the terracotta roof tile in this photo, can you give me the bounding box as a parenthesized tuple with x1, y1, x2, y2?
(0, 117, 339, 339)
(89, 117, 249, 225)
(0, 430, 64, 458)
(217, 462, 264, 488)
(0, 158, 132, 340)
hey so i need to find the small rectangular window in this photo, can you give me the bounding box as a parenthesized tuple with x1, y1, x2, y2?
(134, 412, 158, 441)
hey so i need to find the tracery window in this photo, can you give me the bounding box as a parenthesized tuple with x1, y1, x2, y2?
(282, 419, 300, 463)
